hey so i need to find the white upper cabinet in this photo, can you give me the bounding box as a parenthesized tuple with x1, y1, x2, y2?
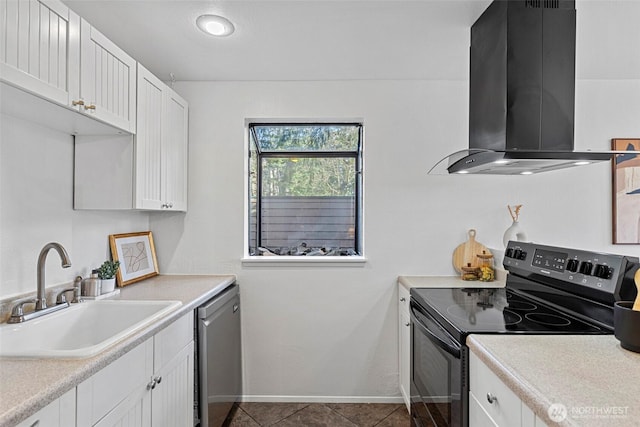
(0, 0, 79, 105)
(135, 64, 164, 209)
(161, 86, 189, 211)
(79, 18, 136, 133)
(0, 1, 136, 134)
(75, 65, 188, 211)
(135, 64, 188, 211)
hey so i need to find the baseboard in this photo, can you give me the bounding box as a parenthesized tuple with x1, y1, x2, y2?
(240, 395, 405, 404)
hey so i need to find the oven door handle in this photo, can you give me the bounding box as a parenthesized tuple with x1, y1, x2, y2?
(411, 304, 461, 358)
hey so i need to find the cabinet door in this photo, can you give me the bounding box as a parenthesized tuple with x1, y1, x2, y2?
(151, 341, 194, 427)
(15, 388, 75, 427)
(469, 352, 522, 427)
(135, 63, 164, 210)
(162, 87, 188, 211)
(399, 309, 410, 411)
(79, 18, 136, 133)
(93, 383, 151, 427)
(0, 0, 79, 106)
(469, 392, 499, 427)
(77, 339, 154, 426)
(398, 284, 410, 412)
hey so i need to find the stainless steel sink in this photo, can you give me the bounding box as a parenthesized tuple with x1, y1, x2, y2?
(0, 300, 181, 358)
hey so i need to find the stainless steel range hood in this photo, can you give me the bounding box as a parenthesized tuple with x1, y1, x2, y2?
(432, 0, 617, 175)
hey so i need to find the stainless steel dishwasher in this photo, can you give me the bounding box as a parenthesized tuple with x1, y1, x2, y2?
(196, 283, 241, 427)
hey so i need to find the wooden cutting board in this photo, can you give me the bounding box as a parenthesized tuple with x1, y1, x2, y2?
(633, 268, 640, 311)
(452, 229, 491, 273)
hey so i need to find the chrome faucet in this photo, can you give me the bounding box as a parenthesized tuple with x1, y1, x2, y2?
(36, 242, 72, 309)
(7, 242, 72, 324)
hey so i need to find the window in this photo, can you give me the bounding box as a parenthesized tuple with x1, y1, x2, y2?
(248, 123, 363, 257)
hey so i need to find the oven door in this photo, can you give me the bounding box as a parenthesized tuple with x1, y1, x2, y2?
(410, 302, 466, 427)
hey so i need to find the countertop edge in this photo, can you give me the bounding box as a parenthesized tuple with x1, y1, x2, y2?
(466, 335, 577, 427)
(0, 274, 236, 427)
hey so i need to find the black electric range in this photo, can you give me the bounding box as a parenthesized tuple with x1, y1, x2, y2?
(409, 241, 639, 427)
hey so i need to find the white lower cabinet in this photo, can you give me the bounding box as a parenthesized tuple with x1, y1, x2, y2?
(77, 312, 194, 427)
(397, 283, 411, 411)
(469, 352, 548, 427)
(15, 388, 75, 427)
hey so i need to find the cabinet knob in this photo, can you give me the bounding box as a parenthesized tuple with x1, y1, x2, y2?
(486, 392, 497, 404)
(168, 203, 173, 208)
(405, 322, 410, 327)
(147, 379, 157, 390)
(84, 104, 96, 111)
(72, 100, 84, 106)
(400, 297, 406, 302)
(154, 376, 162, 385)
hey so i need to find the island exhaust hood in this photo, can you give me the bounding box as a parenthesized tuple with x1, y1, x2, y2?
(432, 0, 614, 175)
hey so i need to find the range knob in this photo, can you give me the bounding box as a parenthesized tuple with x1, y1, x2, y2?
(593, 264, 613, 279)
(513, 249, 522, 260)
(517, 250, 527, 260)
(579, 261, 593, 275)
(505, 248, 514, 258)
(566, 259, 579, 273)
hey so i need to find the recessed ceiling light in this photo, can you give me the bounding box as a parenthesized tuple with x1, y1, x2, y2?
(457, 170, 469, 174)
(574, 161, 591, 166)
(196, 14, 235, 37)
(493, 160, 509, 164)
(520, 171, 533, 175)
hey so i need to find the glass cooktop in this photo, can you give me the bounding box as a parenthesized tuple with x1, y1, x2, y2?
(410, 287, 606, 341)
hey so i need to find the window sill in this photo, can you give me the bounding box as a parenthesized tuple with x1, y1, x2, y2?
(241, 256, 367, 267)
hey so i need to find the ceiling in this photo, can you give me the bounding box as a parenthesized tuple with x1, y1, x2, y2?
(63, 1, 639, 83)
(63, 0, 492, 82)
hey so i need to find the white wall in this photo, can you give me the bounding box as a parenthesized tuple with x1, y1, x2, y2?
(149, 72, 640, 401)
(0, 114, 149, 299)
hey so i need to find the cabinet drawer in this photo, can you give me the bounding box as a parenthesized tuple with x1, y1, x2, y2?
(469, 352, 521, 427)
(154, 311, 193, 369)
(398, 284, 410, 315)
(77, 338, 153, 426)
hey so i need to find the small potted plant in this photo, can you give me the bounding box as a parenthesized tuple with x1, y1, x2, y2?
(97, 260, 120, 294)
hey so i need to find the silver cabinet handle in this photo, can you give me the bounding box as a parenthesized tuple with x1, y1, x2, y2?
(400, 297, 406, 302)
(147, 379, 157, 390)
(405, 322, 410, 327)
(154, 376, 162, 385)
(29, 421, 40, 427)
(486, 392, 497, 404)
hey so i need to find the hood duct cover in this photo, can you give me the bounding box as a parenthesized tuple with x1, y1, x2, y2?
(435, 0, 617, 175)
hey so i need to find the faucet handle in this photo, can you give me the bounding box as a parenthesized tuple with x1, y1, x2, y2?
(55, 287, 76, 304)
(8, 297, 37, 323)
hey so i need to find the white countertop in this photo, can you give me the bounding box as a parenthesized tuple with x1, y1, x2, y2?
(0, 274, 236, 427)
(398, 273, 507, 290)
(467, 334, 640, 426)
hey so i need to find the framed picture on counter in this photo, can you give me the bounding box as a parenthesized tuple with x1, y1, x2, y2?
(109, 231, 159, 286)
(612, 138, 640, 244)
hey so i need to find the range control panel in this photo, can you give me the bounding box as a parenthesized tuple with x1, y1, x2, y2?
(503, 241, 638, 302)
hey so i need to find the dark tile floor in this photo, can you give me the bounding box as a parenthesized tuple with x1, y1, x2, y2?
(226, 402, 411, 427)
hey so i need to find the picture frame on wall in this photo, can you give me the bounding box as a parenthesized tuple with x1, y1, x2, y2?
(612, 138, 640, 244)
(109, 231, 159, 286)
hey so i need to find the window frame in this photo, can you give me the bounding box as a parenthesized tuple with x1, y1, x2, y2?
(244, 121, 365, 263)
